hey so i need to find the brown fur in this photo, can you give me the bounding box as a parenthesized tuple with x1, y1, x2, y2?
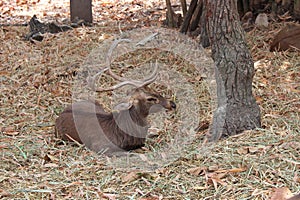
(55, 87, 176, 154)
(287, 193, 300, 200)
(270, 23, 300, 51)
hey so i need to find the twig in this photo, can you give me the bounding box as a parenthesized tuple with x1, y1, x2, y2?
(136, 33, 159, 46)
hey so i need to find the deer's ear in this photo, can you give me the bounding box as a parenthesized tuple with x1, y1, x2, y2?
(114, 102, 133, 111)
(130, 88, 149, 99)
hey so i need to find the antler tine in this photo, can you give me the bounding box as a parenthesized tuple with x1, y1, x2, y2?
(87, 39, 130, 91)
(136, 61, 158, 87)
(94, 63, 158, 92)
(87, 67, 108, 91)
(95, 80, 142, 92)
(92, 39, 159, 92)
(106, 39, 131, 82)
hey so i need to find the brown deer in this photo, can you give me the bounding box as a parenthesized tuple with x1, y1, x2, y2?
(55, 39, 176, 154)
(287, 193, 300, 200)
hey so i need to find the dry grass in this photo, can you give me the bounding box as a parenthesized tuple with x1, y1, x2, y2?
(1, 2, 300, 200)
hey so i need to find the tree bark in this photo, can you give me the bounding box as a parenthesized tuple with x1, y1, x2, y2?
(189, 1, 203, 32)
(180, 0, 188, 17)
(200, 1, 209, 47)
(237, 0, 250, 16)
(295, 0, 300, 19)
(70, 0, 93, 23)
(205, 0, 261, 140)
(166, 0, 175, 28)
(180, 0, 199, 33)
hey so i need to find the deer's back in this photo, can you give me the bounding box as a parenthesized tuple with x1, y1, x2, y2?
(55, 100, 147, 154)
(55, 100, 109, 145)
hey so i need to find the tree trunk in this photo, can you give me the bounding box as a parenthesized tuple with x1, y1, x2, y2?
(180, 0, 188, 17)
(165, 0, 175, 28)
(70, 0, 93, 23)
(205, 0, 261, 140)
(237, 0, 250, 16)
(200, 1, 209, 47)
(180, 0, 199, 33)
(189, 1, 203, 32)
(295, 0, 300, 19)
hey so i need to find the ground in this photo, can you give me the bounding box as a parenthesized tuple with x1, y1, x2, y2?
(0, 0, 299, 199)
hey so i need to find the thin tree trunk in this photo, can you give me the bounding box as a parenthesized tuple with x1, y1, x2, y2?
(189, 1, 203, 32)
(180, 0, 188, 17)
(70, 0, 93, 23)
(200, 1, 209, 47)
(295, 0, 300, 19)
(205, 0, 261, 140)
(237, 0, 250, 16)
(180, 0, 198, 33)
(242, 0, 249, 13)
(166, 0, 175, 27)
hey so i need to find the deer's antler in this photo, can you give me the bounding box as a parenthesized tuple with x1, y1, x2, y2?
(87, 39, 158, 92)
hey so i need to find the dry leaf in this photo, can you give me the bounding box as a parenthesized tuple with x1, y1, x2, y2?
(209, 177, 218, 190)
(195, 121, 210, 132)
(215, 172, 227, 179)
(98, 34, 113, 41)
(212, 176, 226, 186)
(208, 165, 219, 171)
(237, 147, 249, 155)
(215, 168, 247, 173)
(16, 0, 28, 5)
(207, 172, 227, 190)
(43, 163, 59, 168)
(207, 176, 227, 190)
(193, 186, 209, 190)
(248, 145, 266, 153)
(44, 154, 59, 162)
(1, 126, 19, 136)
(121, 171, 140, 183)
(207, 171, 227, 179)
(102, 193, 117, 200)
(248, 146, 259, 153)
(155, 167, 170, 176)
(0, 145, 8, 149)
(0, 189, 11, 198)
(255, 96, 264, 103)
(227, 168, 247, 173)
(0, 70, 9, 75)
(187, 167, 206, 176)
(252, 188, 267, 196)
(65, 182, 82, 188)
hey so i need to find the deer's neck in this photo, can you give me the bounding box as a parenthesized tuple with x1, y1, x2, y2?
(101, 106, 149, 151)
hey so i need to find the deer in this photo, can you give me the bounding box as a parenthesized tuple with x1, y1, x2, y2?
(55, 39, 176, 154)
(288, 194, 300, 200)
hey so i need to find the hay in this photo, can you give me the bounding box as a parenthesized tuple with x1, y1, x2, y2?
(1, 1, 299, 199)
